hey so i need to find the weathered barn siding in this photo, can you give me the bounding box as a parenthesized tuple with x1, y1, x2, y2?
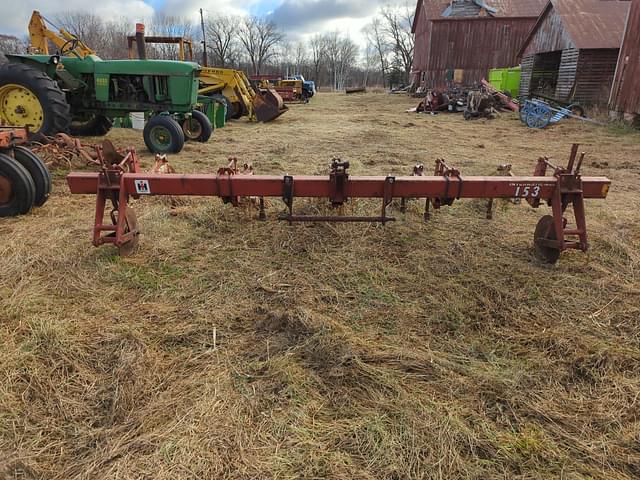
(411, 0, 449, 84)
(518, 0, 629, 105)
(521, 7, 573, 56)
(519, 54, 535, 97)
(609, 0, 640, 117)
(411, 3, 434, 84)
(556, 48, 579, 100)
(574, 49, 620, 104)
(424, 17, 536, 87)
(411, 0, 546, 88)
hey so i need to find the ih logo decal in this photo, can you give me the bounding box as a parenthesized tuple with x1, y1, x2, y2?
(135, 180, 151, 194)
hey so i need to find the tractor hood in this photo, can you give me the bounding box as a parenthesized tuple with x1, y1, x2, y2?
(7, 54, 200, 77)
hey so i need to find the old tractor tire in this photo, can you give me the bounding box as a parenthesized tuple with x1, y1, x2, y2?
(70, 115, 113, 136)
(143, 115, 185, 154)
(568, 104, 585, 118)
(0, 63, 71, 136)
(0, 152, 36, 217)
(181, 110, 213, 142)
(229, 101, 243, 120)
(12, 146, 52, 207)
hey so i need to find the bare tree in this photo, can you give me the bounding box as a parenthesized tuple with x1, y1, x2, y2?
(381, 4, 414, 83)
(325, 32, 358, 90)
(363, 17, 390, 88)
(101, 18, 131, 59)
(56, 12, 105, 54)
(0, 34, 27, 63)
(238, 16, 283, 74)
(147, 13, 194, 60)
(278, 39, 293, 75)
(205, 14, 240, 67)
(308, 34, 326, 84)
(294, 41, 307, 75)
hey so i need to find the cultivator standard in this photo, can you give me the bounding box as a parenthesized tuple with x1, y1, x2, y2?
(66, 144, 610, 263)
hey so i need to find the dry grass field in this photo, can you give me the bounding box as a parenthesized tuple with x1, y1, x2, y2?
(1, 92, 639, 479)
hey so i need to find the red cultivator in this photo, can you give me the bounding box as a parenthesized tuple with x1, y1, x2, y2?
(66, 144, 610, 263)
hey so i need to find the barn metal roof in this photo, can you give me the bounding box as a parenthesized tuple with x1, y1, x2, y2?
(554, 0, 629, 48)
(412, 0, 546, 31)
(487, 0, 547, 17)
(521, 0, 630, 51)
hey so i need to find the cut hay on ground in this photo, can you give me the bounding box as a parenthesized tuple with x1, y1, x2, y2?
(1, 93, 639, 479)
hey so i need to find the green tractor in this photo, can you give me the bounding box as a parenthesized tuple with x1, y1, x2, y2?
(0, 11, 211, 154)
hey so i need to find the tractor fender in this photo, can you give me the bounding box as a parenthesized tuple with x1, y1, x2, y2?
(5, 54, 58, 78)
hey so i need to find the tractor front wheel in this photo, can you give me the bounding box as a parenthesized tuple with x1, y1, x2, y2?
(0, 63, 71, 136)
(143, 116, 185, 154)
(0, 153, 36, 217)
(181, 110, 213, 142)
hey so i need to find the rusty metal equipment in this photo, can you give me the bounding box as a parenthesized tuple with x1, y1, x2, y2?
(29, 133, 108, 169)
(250, 75, 309, 104)
(0, 127, 52, 216)
(66, 144, 610, 263)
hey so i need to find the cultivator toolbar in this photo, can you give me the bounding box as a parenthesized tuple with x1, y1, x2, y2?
(66, 143, 610, 263)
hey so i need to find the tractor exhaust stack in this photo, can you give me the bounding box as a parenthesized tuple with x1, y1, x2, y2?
(135, 23, 146, 60)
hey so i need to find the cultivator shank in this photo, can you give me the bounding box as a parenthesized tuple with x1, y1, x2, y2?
(66, 144, 610, 262)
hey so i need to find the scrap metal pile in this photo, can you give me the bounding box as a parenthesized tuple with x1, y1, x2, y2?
(29, 133, 108, 169)
(66, 144, 610, 264)
(412, 79, 519, 119)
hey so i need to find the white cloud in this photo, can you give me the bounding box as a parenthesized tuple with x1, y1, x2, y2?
(2, 0, 154, 37)
(0, 0, 386, 46)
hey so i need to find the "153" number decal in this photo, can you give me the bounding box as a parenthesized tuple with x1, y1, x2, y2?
(514, 185, 541, 197)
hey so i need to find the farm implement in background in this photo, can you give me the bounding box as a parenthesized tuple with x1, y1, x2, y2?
(0, 127, 51, 217)
(0, 12, 210, 154)
(126, 34, 288, 123)
(66, 145, 610, 264)
(250, 75, 311, 104)
(520, 99, 602, 129)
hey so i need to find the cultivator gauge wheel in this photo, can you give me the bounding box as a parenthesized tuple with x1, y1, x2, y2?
(534, 215, 560, 264)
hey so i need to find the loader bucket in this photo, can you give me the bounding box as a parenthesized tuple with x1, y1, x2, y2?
(253, 88, 288, 122)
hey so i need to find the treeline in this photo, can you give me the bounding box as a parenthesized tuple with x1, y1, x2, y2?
(0, 5, 414, 89)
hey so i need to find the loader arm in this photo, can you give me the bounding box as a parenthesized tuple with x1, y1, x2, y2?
(198, 67, 287, 122)
(28, 10, 96, 58)
(198, 68, 269, 122)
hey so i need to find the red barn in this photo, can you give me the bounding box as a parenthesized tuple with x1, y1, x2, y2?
(411, 0, 546, 89)
(609, 0, 640, 122)
(518, 0, 630, 106)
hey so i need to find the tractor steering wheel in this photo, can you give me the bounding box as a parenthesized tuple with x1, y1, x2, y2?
(60, 38, 80, 56)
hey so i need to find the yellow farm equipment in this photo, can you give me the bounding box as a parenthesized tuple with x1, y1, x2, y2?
(127, 35, 287, 122)
(250, 75, 310, 104)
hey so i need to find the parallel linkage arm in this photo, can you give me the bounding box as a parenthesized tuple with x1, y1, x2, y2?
(66, 143, 610, 262)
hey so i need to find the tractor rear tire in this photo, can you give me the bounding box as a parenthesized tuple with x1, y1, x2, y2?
(0, 152, 36, 217)
(12, 146, 52, 207)
(229, 102, 243, 119)
(181, 110, 213, 142)
(70, 115, 113, 136)
(0, 63, 71, 136)
(143, 115, 185, 154)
